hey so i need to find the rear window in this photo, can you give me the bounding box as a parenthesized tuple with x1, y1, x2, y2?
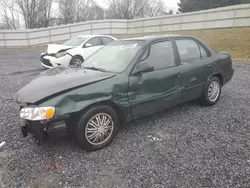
(199, 44, 209, 58)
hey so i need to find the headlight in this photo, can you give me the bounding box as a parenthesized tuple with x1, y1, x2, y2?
(20, 107, 55, 121)
(55, 51, 68, 58)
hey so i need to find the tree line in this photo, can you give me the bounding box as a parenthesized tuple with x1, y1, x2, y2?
(1, 0, 250, 30)
(0, 0, 171, 29)
(178, 0, 250, 13)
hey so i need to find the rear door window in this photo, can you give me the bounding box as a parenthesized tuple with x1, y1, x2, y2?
(175, 39, 201, 63)
(102, 37, 114, 45)
(140, 40, 176, 70)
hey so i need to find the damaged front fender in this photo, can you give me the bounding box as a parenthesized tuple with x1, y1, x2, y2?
(38, 74, 131, 121)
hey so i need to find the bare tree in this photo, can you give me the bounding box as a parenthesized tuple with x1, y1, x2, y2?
(15, 0, 53, 29)
(107, 0, 147, 19)
(107, 0, 167, 19)
(0, 0, 20, 29)
(36, 0, 53, 28)
(89, 4, 105, 20)
(78, 0, 106, 21)
(58, 0, 105, 24)
(75, 0, 93, 22)
(145, 0, 167, 17)
(58, 0, 76, 24)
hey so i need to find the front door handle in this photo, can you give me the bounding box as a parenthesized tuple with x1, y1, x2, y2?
(206, 64, 212, 68)
(172, 73, 180, 78)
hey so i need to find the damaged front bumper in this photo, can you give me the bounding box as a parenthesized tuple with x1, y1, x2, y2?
(40, 53, 72, 69)
(21, 120, 67, 143)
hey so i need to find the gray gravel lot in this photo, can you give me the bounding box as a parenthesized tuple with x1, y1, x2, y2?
(0, 48, 250, 188)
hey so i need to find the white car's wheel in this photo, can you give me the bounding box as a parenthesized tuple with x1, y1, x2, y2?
(70, 55, 84, 66)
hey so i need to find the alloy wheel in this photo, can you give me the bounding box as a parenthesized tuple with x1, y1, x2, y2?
(85, 113, 114, 145)
(208, 81, 220, 102)
(73, 58, 82, 66)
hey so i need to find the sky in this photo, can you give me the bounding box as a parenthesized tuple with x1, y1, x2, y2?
(162, 0, 180, 10)
(0, 0, 180, 28)
(94, 0, 180, 11)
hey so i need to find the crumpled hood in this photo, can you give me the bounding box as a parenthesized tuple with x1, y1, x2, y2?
(47, 44, 74, 54)
(15, 67, 116, 104)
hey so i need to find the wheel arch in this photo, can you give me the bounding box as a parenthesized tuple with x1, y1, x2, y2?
(211, 73, 223, 85)
(73, 54, 84, 61)
(68, 100, 125, 127)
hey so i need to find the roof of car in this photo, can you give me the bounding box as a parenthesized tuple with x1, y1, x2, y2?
(77, 35, 113, 38)
(121, 34, 196, 42)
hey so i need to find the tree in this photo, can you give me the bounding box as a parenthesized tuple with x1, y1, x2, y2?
(58, 0, 105, 24)
(36, 0, 53, 28)
(15, 0, 53, 28)
(58, 0, 76, 24)
(0, 0, 20, 29)
(107, 0, 145, 19)
(145, 0, 168, 17)
(75, 0, 105, 22)
(178, 0, 250, 13)
(88, 3, 105, 20)
(107, 0, 167, 19)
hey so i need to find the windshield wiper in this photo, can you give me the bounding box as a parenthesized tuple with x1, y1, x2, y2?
(84, 67, 107, 72)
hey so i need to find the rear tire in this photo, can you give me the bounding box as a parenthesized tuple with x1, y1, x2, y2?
(201, 76, 221, 106)
(76, 105, 120, 151)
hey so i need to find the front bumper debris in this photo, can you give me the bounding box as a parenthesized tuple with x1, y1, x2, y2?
(40, 53, 72, 69)
(21, 120, 67, 144)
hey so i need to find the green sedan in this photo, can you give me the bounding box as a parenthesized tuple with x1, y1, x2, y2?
(16, 35, 234, 151)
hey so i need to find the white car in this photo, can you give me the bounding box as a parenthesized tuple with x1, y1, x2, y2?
(40, 35, 117, 69)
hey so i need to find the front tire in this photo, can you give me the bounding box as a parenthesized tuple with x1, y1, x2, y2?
(76, 105, 120, 151)
(201, 76, 221, 106)
(69, 55, 83, 66)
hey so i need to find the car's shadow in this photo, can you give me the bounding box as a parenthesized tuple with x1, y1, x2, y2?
(33, 100, 204, 153)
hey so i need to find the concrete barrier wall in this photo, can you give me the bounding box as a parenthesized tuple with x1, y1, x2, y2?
(0, 4, 250, 47)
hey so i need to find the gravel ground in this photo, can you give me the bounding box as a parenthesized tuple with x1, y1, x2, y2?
(0, 48, 250, 188)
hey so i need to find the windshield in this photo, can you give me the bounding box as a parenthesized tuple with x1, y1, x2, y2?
(63, 37, 89, 46)
(83, 40, 144, 72)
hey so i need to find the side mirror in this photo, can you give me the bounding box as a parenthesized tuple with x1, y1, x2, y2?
(85, 43, 92, 48)
(132, 63, 154, 76)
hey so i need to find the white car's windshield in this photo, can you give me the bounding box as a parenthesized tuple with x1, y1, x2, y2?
(83, 40, 144, 73)
(63, 37, 89, 46)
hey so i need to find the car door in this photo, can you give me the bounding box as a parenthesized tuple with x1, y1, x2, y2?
(174, 38, 214, 102)
(197, 43, 214, 83)
(80, 37, 103, 59)
(128, 40, 182, 116)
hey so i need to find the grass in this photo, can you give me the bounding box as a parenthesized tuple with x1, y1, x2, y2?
(114, 27, 250, 60)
